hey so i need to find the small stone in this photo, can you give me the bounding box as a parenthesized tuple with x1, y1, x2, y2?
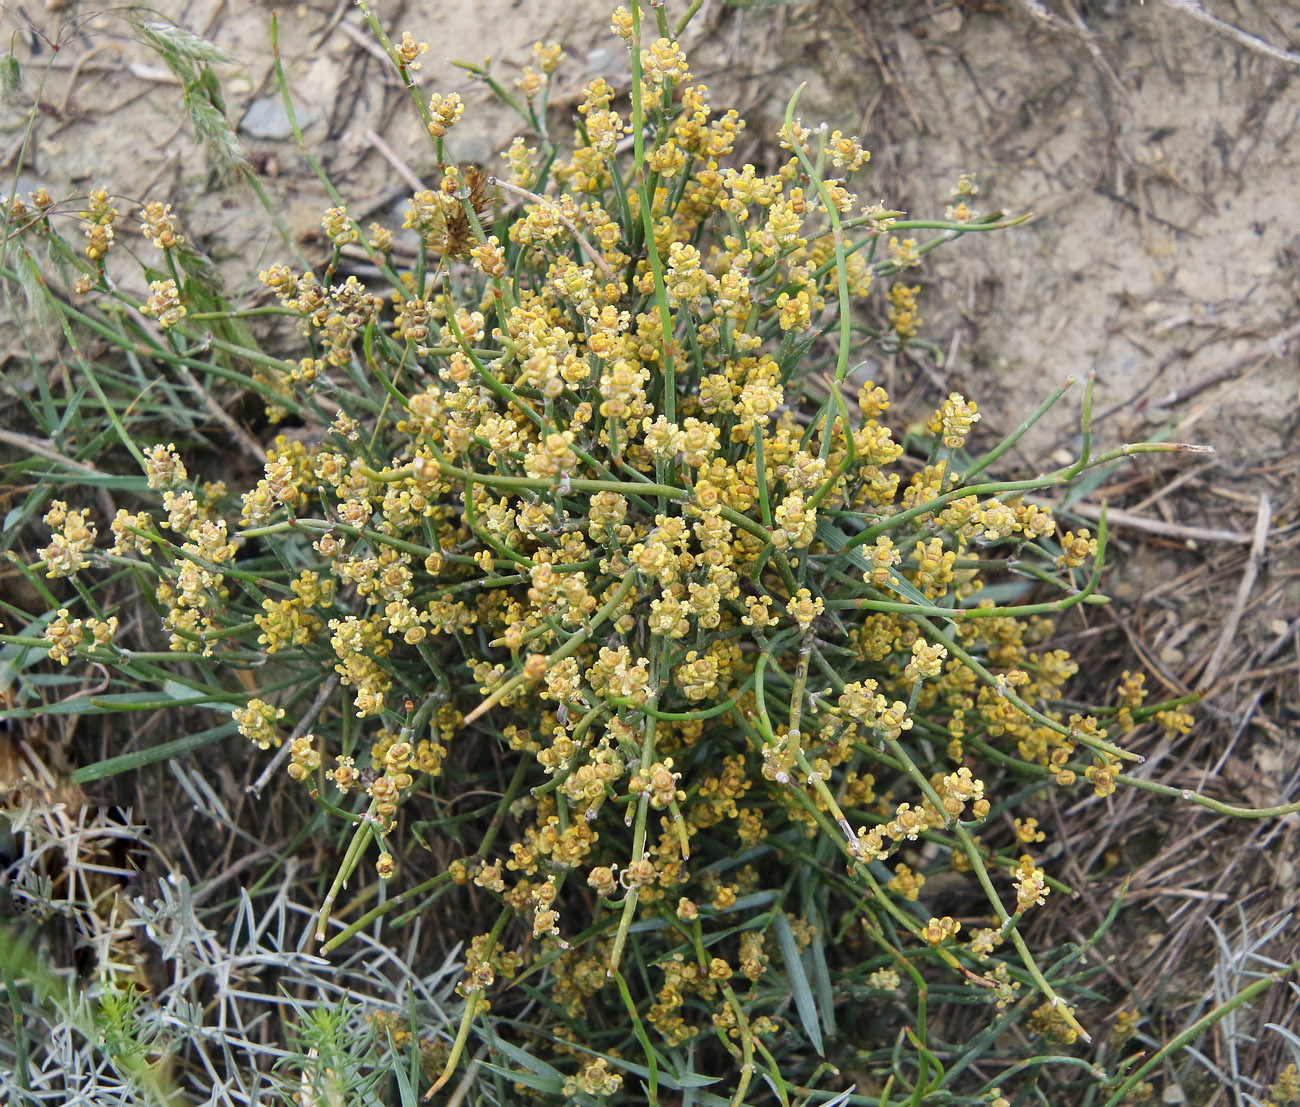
(931, 4, 962, 34)
(240, 95, 312, 141)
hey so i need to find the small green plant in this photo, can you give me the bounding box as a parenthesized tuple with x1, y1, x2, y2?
(4, 2, 1297, 1104)
(0, 808, 460, 1107)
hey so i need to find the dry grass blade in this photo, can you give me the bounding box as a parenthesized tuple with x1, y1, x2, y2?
(363, 127, 428, 193)
(0, 427, 103, 474)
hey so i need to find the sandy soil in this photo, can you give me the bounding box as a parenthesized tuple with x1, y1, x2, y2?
(748, 2, 1300, 470)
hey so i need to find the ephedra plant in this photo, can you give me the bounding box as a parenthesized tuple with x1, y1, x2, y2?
(7, 2, 1290, 1104)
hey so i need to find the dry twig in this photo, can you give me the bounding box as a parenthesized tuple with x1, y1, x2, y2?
(0, 428, 102, 474)
(1200, 493, 1273, 690)
(363, 127, 427, 193)
(1155, 320, 1300, 410)
(491, 177, 615, 281)
(1067, 502, 1252, 546)
(1160, 0, 1300, 67)
(175, 364, 266, 464)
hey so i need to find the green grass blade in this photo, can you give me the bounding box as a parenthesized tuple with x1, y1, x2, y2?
(72, 721, 239, 783)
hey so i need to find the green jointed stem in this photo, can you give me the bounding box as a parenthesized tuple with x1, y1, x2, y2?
(424, 908, 511, 1098)
(314, 802, 377, 942)
(628, 0, 677, 424)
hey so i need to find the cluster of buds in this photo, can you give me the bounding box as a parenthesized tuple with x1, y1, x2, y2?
(1013, 854, 1049, 911)
(787, 588, 824, 630)
(586, 864, 619, 898)
(286, 735, 321, 781)
(141, 279, 188, 328)
(138, 200, 183, 250)
(42, 610, 117, 665)
(470, 236, 507, 279)
(395, 31, 427, 70)
(1015, 817, 1046, 845)
(887, 282, 921, 339)
(1028, 999, 1080, 1046)
(80, 187, 117, 263)
(862, 534, 901, 586)
(936, 766, 990, 821)
(40, 501, 97, 578)
(426, 91, 465, 137)
(883, 801, 928, 843)
(904, 637, 948, 682)
(921, 915, 961, 945)
(888, 863, 926, 902)
(528, 876, 561, 940)
(234, 698, 285, 751)
(564, 1057, 622, 1098)
(1085, 752, 1122, 798)
(326, 754, 360, 793)
(321, 206, 358, 247)
(620, 854, 658, 890)
(630, 759, 684, 810)
(1115, 669, 1148, 732)
(772, 491, 816, 550)
(877, 700, 912, 742)
(931, 392, 981, 449)
(1057, 528, 1098, 569)
(143, 443, 188, 490)
(760, 727, 802, 783)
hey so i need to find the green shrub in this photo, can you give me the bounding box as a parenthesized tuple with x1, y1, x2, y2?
(5, 3, 1254, 1104)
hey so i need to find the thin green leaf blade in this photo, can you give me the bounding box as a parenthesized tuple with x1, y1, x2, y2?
(772, 910, 825, 1055)
(481, 1063, 564, 1095)
(72, 721, 238, 783)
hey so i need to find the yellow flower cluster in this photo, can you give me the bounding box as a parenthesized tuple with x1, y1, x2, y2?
(42, 609, 118, 665)
(141, 278, 187, 328)
(427, 92, 464, 138)
(80, 187, 117, 263)
(40, 500, 97, 578)
(139, 200, 183, 250)
(922, 915, 961, 944)
(1012, 853, 1049, 911)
